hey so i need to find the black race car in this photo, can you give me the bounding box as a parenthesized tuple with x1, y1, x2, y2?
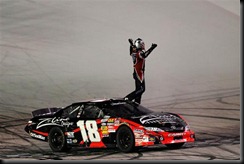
(24, 98, 195, 152)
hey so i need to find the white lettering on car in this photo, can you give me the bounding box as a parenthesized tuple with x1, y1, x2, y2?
(30, 132, 45, 140)
(77, 120, 101, 142)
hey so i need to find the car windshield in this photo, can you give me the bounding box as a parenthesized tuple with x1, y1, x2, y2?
(102, 101, 153, 118)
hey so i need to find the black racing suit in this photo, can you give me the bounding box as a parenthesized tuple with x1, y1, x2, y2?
(125, 43, 157, 104)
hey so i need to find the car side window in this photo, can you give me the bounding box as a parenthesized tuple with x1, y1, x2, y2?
(79, 105, 104, 119)
(69, 105, 82, 119)
(103, 107, 116, 117)
(61, 106, 72, 118)
(103, 104, 136, 118)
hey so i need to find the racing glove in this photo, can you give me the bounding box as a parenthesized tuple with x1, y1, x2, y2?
(151, 43, 157, 49)
(128, 38, 134, 46)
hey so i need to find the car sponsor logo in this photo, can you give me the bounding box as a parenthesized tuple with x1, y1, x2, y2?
(108, 129, 115, 132)
(134, 129, 144, 133)
(102, 134, 109, 137)
(36, 117, 63, 129)
(66, 132, 74, 138)
(114, 120, 120, 125)
(135, 139, 143, 143)
(102, 130, 108, 135)
(62, 122, 73, 126)
(30, 132, 45, 140)
(101, 126, 108, 131)
(144, 127, 163, 132)
(149, 137, 155, 142)
(67, 139, 72, 144)
(107, 125, 114, 129)
(135, 139, 143, 146)
(101, 119, 108, 122)
(107, 118, 115, 123)
(107, 125, 115, 132)
(168, 133, 185, 137)
(134, 133, 144, 138)
(140, 114, 177, 124)
(143, 137, 149, 142)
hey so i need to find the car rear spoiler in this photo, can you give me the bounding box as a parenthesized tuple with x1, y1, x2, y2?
(32, 107, 61, 118)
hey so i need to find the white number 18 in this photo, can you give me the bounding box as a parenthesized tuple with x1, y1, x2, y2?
(77, 120, 101, 142)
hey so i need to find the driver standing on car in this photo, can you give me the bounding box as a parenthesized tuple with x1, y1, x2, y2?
(124, 38, 157, 104)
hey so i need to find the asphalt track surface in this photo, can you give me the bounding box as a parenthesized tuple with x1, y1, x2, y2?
(0, 0, 241, 162)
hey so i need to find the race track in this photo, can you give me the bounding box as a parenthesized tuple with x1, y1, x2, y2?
(0, 0, 241, 162)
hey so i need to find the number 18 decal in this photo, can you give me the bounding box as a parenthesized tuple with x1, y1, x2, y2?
(77, 120, 101, 142)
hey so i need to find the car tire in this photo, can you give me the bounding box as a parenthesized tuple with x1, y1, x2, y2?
(116, 126, 135, 153)
(165, 142, 185, 149)
(48, 127, 70, 152)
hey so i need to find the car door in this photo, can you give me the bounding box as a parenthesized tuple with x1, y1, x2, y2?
(67, 104, 105, 148)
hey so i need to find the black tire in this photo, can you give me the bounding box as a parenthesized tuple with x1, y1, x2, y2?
(165, 142, 185, 149)
(116, 126, 135, 153)
(48, 127, 70, 152)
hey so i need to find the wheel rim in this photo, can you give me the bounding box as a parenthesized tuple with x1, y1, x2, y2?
(51, 132, 63, 148)
(119, 130, 132, 149)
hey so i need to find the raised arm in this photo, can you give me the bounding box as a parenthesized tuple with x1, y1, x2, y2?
(140, 43, 157, 58)
(128, 38, 136, 55)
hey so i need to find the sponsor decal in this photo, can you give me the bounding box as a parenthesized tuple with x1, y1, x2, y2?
(142, 136, 149, 142)
(168, 133, 185, 137)
(107, 123, 114, 126)
(149, 137, 155, 142)
(30, 132, 45, 140)
(135, 139, 143, 143)
(134, 133, 144, 138)
(135, 139, 143, 146)
(108, 129, 115, 132)
(66, 132, 74, 138)
(62, 122, 73, 126)
(67, 139, 72, 144)
(101, 123, 106, 126)
(171, 138, 186, 143)
(114, 120, 120, 125)
(101, 126, 108, 131)
(107, 125, 114, 129)
(101, 119, 108, 122)
(36, 117, 63, 129)
(107, 118, 115, 123)
(140, 114, 177, 124)
(144, 127, 163, 132)
(134, 129, 144, 133)
(102, 130, 108, 135)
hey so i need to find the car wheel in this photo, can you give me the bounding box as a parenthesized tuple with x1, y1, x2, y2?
(116, 126, 135, 153)
(165, 142, 185, 149)
(48, 127, 69, 152)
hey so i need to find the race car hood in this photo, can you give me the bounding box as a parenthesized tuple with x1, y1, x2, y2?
(130, 112, 187, 132)
(31, 107, 61, 118)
